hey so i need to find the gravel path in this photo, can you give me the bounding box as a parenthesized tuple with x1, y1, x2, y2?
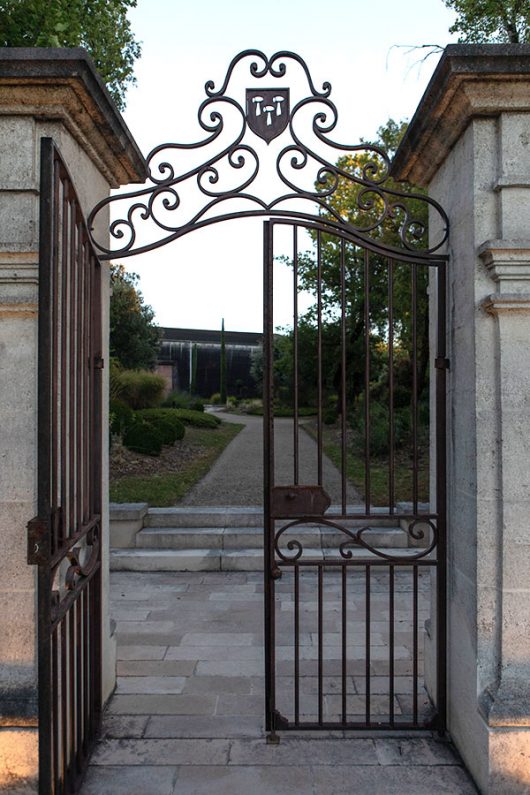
(182, 411, 360, 506)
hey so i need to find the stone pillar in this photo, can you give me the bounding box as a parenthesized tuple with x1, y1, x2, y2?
(0, 48, 145, 791)
(392, 44, 530, 794)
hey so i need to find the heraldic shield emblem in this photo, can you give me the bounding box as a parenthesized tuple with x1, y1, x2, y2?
(246, 88, 290, 143)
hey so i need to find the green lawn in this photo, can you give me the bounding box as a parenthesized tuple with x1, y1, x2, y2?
(109, 422, 243, 506)
(303, 421, 429, 506)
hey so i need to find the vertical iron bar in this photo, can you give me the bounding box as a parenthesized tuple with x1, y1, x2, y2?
(37, 138, 54, 795)
(68, 205, 77, 540)
(83, 585, 90, 757)
(341, 566, 347, 724)
(388, 260, 395, 513)
(51, 163, 60, 557)
(67, 605, 75, 789)
(75, 593, 83, 776)
(317, 231, 323, 486)
(436, 261, 448, 731)
(60, 180, 69, 546)
(318, 565, 323, 726)
(92, 256, 103, 736)
(293, 225, 299, 485)
(60, 618, 67, 790)
(80, 241, 87, 526)
(340, 240, 347, 515)
(51, 628, 58, 793)
(364, 249, 371, 514)
(263, 221, 276, 733)
(294, 565, 300, 726)
(389, 566, 395, 726)
(412, 264, 418, 513)
(365, 564, 371, 725)
(413, 564, 419, 725)
(75, 222, 83, 532)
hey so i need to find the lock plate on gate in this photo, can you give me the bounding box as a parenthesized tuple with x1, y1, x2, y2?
(271, 485, 331, 518)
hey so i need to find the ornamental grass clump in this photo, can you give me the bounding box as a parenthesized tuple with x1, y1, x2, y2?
(114, 369, 166, 409)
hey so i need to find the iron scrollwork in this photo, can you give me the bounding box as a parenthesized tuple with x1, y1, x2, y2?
(88, 50, 449, 259)
(274, 516, 437, 564)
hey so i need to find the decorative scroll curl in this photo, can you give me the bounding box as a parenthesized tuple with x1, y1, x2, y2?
(274, 517, 437, 564)
(89, 50, 449, 260)
(51, 523, 101, 627)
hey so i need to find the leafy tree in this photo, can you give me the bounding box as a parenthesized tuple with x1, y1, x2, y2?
(291, 119, 430, 405)
(270, 119, 431, 462)
(0, 0, 141, 109)
(110, 264, 160, 370)
(443, 0, 530, 43)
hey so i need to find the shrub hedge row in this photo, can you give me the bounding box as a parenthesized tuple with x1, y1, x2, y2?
(171, 409, 221, 428)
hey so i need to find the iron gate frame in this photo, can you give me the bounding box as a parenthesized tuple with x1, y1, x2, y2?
(262, 217, 447, 735)
(85, 48, 448, 755)
(29, 137, 103, 794)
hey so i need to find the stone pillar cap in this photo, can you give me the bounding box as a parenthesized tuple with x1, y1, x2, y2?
(391, 44, 530, 187)
(0, 47, 147, 187)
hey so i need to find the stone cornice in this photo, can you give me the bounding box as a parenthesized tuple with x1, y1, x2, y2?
(481, 293, 530, 316)
(0, 48, 147, 188)
(478, 240, 530, 286)
(391, 44, 530, 187)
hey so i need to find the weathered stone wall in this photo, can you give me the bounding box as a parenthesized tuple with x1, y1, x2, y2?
(0, 48, 145, 792)
(393, 44, 530, 794)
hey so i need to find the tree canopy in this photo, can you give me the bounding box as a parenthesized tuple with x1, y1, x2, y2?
(272, 119, 430, 446)
(0, 0, 141, 109)
(110, 264, 160, 370)
(443, 0, 530, 43)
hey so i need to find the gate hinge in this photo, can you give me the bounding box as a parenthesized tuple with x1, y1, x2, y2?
(93, 355, 104, 370)
(27, 517, 49, 565)
(435, 357, 450, 370)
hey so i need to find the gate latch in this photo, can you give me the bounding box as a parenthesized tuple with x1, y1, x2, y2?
(435, 357, 450, 370)
(271, 485, 331, 518)
(27, 517, 49, 565)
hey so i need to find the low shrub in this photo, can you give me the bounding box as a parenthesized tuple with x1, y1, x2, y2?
(226, 396, 238, 409)
(115, 370, 166, 409)
(123, 419, 163, 456)
(109, 399, 134, 437)
(162, 391, 205, 412)
(244, 403, 316, 418)
(172, 409, 221, 428)
(210, 392, 222, 405)
(136, 409, 185, 442)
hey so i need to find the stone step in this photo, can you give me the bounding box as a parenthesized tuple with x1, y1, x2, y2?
(110, 546, 427, 572)
(135, 526, 408, 550)
(144, 506, 263, 528)
(144, 505, 405, 529)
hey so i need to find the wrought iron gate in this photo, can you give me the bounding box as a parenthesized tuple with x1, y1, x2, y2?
(87, 50, 449, 739)
(263, 218, 447, 733)
(29, 138, 103, 794)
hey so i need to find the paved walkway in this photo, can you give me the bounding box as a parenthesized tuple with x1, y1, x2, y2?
(81, 571, 478, 795)
(182, 411, 360, 506)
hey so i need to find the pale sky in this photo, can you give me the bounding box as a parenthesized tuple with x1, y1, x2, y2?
(113, 0, 458, 333)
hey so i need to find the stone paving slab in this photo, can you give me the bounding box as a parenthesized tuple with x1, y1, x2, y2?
(82, 765, 178, 795)
(80, 571, 477, 795)
(90, 738, 230, 766)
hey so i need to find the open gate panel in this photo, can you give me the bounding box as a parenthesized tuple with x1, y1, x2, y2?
(263, 219, 447, 733)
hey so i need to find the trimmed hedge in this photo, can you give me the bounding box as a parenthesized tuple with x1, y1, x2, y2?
(136, 409, 185, 442)
(123, 419, 163, 456)
(109, 399, 134, 436)
(172, 409, 221, 428)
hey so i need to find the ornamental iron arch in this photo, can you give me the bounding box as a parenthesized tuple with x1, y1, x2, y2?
(88, 49, 449, 260)
(87, 50, 449, 739)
